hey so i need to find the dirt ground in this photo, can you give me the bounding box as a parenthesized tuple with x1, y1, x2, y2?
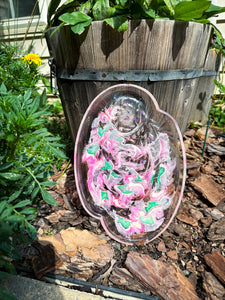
(15, 125, 225, 300)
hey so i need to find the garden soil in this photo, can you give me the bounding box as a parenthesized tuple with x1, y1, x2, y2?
(15, 126, 225, 300)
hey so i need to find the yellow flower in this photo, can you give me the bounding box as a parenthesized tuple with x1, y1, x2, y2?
(22, 53, 42, 66)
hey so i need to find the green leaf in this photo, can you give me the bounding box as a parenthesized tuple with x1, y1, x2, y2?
(31, 186, 40, 200)
(25, 214, 37, 221)
(70, 20, 91, 34)
(5, 215, 23, 222)
(0, 83, 7, 94)
(41, 189, 58, 206)
(14, 199, 32, 208)
(204, 4, 225, 19)
(47, 0, 62, 24)
(24, 89, 32, 101)
(1, 207, 13, 219)
(36, 171, 50, 179)
(50, 147, 67, 159)
(0, 201, 8, 215)
(164, 0, 175, 15)
(24, 156, 37, 167)
(0, 162, 14, 171)
(59, 11, 92, 25)
(79, 0, 93, 15)
(0, 173, 23, 181)
(93, 0, 116, 20)
(174, 0, 211, 21)
(105, 16, 128, 31)
(8, 190, 23, 203)
(29, 96, 40, 114)
(115, 0, 128, 5)
(25, 221, 37, 240)
(40, 181, 57, 187)
(20, 207, 37, 215)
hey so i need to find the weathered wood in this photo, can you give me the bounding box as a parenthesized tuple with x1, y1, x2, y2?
(189, 49, 222, 124)
(46, 20, 213, 142)
(125, 252, 200, 300)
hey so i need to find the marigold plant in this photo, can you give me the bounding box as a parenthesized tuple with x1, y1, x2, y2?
(22, 53, 42, 66)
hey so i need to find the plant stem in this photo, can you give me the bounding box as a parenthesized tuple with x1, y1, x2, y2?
(57, 159, 71, 183)
(202, 116, 211, 157)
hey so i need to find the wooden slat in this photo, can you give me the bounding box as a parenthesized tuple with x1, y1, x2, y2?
(189, 49, 222, 124)
(45, 20, 215, 142)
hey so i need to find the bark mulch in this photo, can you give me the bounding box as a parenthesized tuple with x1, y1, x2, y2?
(15, 126, 225, 300)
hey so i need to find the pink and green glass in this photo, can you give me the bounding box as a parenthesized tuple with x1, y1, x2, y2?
(74, 84, 186, 245)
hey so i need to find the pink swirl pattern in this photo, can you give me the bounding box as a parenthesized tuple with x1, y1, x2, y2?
(82, 101, 176, 237)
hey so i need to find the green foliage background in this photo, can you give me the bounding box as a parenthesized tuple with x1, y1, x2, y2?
(47, 0, 225, 35)
(0, 43, 68, 299)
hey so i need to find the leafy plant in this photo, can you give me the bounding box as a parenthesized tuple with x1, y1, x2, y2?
(47, 0, 225, 35)
(0, 43, 42, 95)
(210, 79, 225, 129)
(0, 44, 68, 299)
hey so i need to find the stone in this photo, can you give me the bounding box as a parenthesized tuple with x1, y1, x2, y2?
(191, 175, 225, 206)
(203, 272, 225, 300)
(204, 250, 225, 285)
(207, 217, 225, 241)
(0, 274, 104, 300)
(125, 252, 200, 300)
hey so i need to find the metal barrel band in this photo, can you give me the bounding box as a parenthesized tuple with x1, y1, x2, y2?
(48, 58, 219, 95)
(56, 68, 219, 82)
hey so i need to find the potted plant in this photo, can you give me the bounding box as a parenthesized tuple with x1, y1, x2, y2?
(45, 0, 225, 141)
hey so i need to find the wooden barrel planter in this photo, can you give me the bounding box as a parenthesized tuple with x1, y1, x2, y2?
(45, 19, 214, 142)
(188, 49, 221, 124)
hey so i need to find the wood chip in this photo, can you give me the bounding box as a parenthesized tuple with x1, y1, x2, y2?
(203, 271, 225, 300)
(32, 241, 63, 279)
(207, 217, 225, 241)
(207, 143, 225, 155)
(157, 240, 167, 252)
(204, 250, 225, 285)
(177, 209, 198, 226)
(125, 252, 200, 300)
(191, 175, 225, 206)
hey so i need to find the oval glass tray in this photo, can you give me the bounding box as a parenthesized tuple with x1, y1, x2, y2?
(74, 84, 186, 245)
